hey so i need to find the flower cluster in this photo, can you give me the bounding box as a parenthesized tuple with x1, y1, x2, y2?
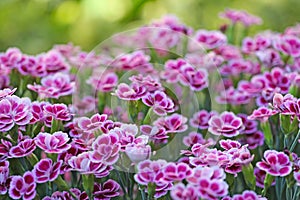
(0, 8, 300, 200)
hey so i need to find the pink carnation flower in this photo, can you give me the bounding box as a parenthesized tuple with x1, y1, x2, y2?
(43, 103, 72, 127)
(0, 95, 32, 132)
(35, 131, 71, 154)
(248, 107, 277, 122)
(256, 150, 292, 177)
(93, 179, 120, 200)
(190, 110, 218, 129)
(219, 9, 262, 27)
(8, 171, 36, 200)
(163, 162, 192, 181)
(0, 161, 9, 194)
(114, 83, 147, 101)
(87, 71, 118, 92)
(273, 35, 300, 57)
(28, 73, 75, 99)
(208, 111, 244, 137)
(142, 91, 175, 116)
(90, 133, 120, 165)
(171, 183, 198, 200)
(154, 113, 188, 133)
(33, 158, 62, 183)
(9, 138, 36, 158)
(192, 30, 227, 49)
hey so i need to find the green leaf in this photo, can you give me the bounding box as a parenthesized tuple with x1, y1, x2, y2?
(261, 121, 273, 148)
(82, 174, 94, 199)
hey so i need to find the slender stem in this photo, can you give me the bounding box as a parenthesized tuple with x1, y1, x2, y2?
(289, 129, 300, 152)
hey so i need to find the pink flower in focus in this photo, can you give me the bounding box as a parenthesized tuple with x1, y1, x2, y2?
(192, 30, 227, 49)
(90, 133, 120, 165)
(8, 171, 36, 200)
(34, 132, 71, 154)
(273, 35, 300, 57)
(28, 73, 75, 99)
(43, 191, 74, 200)
(0, 161, 9, 194)
(142, 91, 175, 116)
(208, 111, 244, 137)
(114, 83, 147, 101)
(87, 71, 118, 92)
(30, 101, 50, 124)
(68, 152, 112, 175)
(33, 158, 62, 183)
(43, 103, 72, 127)
(77, 113, 107, 132)
(9, 138, 36, 158)
(256, 150, 292, 177)
(129, 74, 163, 93)
(248, 107, 277, 122)
(134, 159, 167, 185)
(170, 183, 198, 200)
(154, 113, 188, 133)
(0, 95, 32, 132)
(93, 179, 120, 200)
(140, 125, 168, 143)
(163, 162, 192, 181)
(190, 110, 218, 129)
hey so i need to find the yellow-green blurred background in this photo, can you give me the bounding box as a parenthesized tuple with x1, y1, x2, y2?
(1, 0, 299, 54)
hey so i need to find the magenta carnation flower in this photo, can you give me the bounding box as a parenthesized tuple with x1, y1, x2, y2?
(142, 91, 175, 116)
(43, 103, 72, 127)
(0, 161, 9, 194)
(193, 30, 227, 49)
(171, 183, 198, 200)
(33, 158, 62, 183)
(35, 131, 71, 154)
(90, 133, 120, 165)
(219, 9, 262, 27)
(190, 110, 218, 129)
(114, 83, 147, 101)
(208, 111, 244, 137)
(28, 73, 75, 99)
(248, 107, 277, 122)
(87, 71, 118, 92)
(163, 162, 192, 181)
(154, 113, 188, 133)
(8, 171, 36, 200)
(93, 179, 120, 200)
(9, 138, 36, 158)
(77, 113, 108, 132)
(0, 95, 32, 132)
(273, 35, 300, 57)
(256, 150, 292, 177)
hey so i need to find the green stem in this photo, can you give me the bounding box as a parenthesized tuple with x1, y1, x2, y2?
(289, 129, 300, 152)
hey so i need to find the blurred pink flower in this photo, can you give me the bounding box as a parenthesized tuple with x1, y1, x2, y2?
(0, 161, 9, 195)
(171, 183, 198, 200)
(87, 71, 118, 92)
(219, 9, 262, 27)
(273, 35, 300, 57)
(254, 167, 275, 188)
(192, 30, 227, 49)
(190, 110, 218, 129)
(28, 73, 75, 99)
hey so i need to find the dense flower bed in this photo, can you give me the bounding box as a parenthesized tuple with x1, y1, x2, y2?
(0, 8, 300, 200)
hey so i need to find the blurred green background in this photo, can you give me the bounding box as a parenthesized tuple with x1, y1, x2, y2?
(1, 0, 299, 54)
